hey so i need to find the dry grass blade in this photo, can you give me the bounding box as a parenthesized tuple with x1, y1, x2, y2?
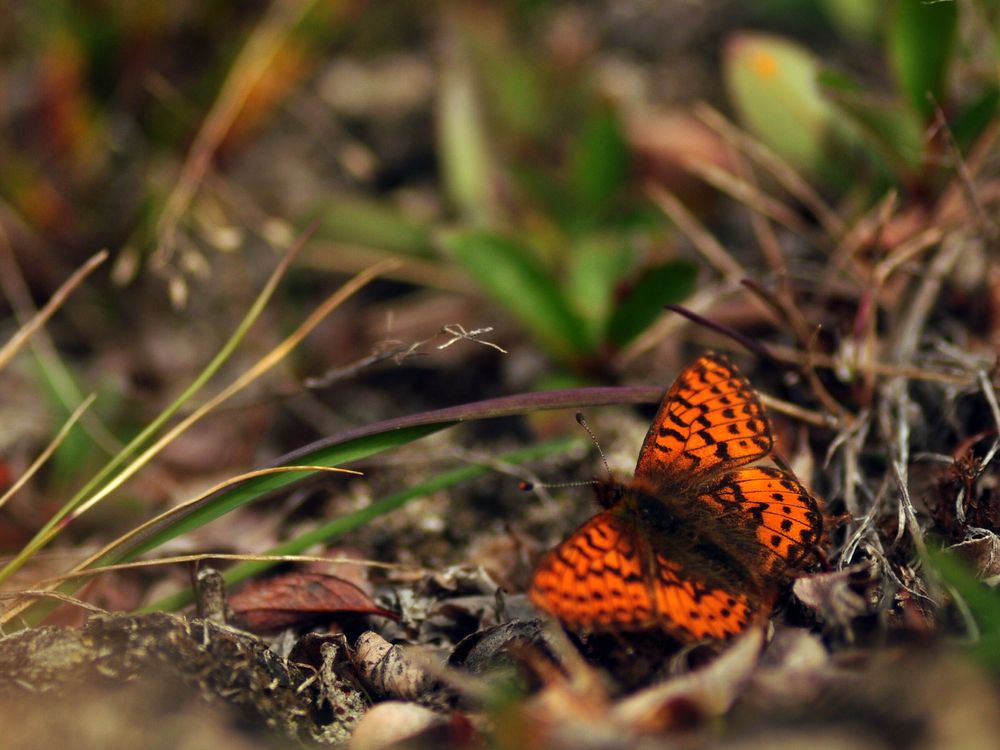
(739, 281, 851, 422)
(70, 466, 361, 574)
(934, 119, 1000, 226)
(874, 226, 946, 285)
(646, 183, 744, 278)
(0, 394, 97, 512)
(303, 241, 475, 293)
(0, 590, 109, 616)
(36, 554, 409, 588)
(64, 259, 398, 526)
(695, 103, 846, 239)
(893, 234, 967, 365)
(0, 466, 360, 626)
(0, 248, 108, 373)
(765, 341, 973, 386)
(975, 369, 1000, 475)
(616, 282, 741, 368)
(929, 102, 997, 239)
(0, 237, 120, 454)
(679, 158, 825, 247)
(758, 392, 837, 429)
(153, 0, 321, 270)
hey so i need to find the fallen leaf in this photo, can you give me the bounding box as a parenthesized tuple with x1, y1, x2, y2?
(229, 572, 398, 631)
(793, 562, 877, 628)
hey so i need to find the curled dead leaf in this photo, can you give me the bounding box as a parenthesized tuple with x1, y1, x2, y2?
(353, 631, 442, 703)
(793, 562, 877, 628)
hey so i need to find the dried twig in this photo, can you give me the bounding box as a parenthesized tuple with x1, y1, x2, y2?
(695, 103, 846, 240)
(646, 183, 744, 278)
(305, 323, 506, 389)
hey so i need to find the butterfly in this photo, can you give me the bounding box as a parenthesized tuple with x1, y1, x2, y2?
(529, 352, 824, 641)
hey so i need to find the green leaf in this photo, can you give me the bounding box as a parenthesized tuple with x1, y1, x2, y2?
(438, 46, 495, 224)
(570, 104, 630, 221)
(887, 0, 957, 119)
(820, 0, 882, 40)
(951, 88, 1000, 152)
(607, 260, 697, 346)
(442, 230, 591, 360)
(820, 68, 924, 175)
(565, 236, 632, 346)
(724, 32, 844, 177)
(319, 197, 434, 255)
(470, 30, 548, 139)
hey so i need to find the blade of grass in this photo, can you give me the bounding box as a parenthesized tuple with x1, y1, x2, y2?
(75, 384, 663, 569)
(153, 0, 322, 267)
(0, 466, 359, 628)
(0, 393, 96, 512)
(1, 379, 663, 629)
(0, 260, 398, 625)
(0, 249, 108, 372)
(145, 435, 582, 612)
(927, 547, 1000, 671)
(438, 28, 496, 225)
(1, 383, 661, 627)
(0, 237, 119, 454)
(0, 228, 314, 586)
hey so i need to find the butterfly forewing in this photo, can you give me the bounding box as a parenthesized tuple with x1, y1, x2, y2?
(530, 511, 657, 630)
(634, 353, 772, 486)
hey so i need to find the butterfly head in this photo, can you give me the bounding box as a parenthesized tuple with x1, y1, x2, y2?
(594, 479, 625, 509)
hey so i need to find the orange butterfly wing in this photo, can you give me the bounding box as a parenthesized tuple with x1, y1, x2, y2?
(529, 510, 757, 639)
(634, 353, 772, 485)
(530, 512, 655, 630)
(652, 554, 754, 640)
(702, 466, 824, 577)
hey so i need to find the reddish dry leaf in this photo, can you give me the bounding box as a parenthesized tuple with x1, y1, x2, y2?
(229, 572, 398, 631)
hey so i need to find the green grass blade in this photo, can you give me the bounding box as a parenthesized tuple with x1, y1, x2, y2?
(145, 435, 581, 612)
(0, 232, 312, 586)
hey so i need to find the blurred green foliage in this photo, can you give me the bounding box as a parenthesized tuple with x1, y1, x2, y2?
(927, 548, 1000, 672)
(724, 0, 990, 195)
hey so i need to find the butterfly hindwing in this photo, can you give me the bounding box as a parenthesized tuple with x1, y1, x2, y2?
(530, 505, 760, 639)
(651, 553, 755, 640)
(703, 467, 824, 576)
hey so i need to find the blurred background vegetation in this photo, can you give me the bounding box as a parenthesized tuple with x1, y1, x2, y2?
(3, 0, 1000, 660)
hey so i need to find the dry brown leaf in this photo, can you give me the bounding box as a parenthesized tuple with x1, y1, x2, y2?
(793, 562, 877, 628)
(229, 572, 398, 631)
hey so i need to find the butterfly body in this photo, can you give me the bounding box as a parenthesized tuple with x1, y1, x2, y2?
(529, 353, 825, 641)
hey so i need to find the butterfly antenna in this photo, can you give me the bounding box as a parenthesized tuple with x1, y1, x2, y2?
(518, 478, 597, 492)
(575, 412, 613, 481)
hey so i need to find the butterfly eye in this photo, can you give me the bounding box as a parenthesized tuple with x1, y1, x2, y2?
(594, 482, 623, 509)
